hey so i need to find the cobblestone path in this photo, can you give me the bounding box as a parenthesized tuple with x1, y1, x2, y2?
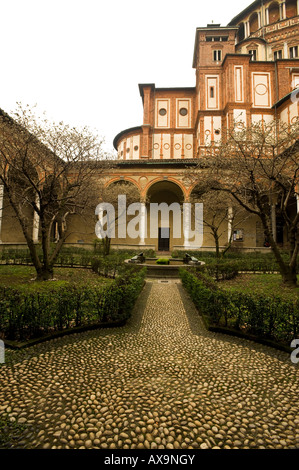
(0, 279, 298, 449)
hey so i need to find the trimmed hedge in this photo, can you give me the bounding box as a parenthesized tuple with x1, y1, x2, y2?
(156, 258, 170, 265)
(180, 268, 299, 346)
(174, 251, 299, 274)
(0, 267, 146, 341)
(0, 248, 156, 269)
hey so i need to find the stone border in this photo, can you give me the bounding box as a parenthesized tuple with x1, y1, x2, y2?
(199, 310, 293, 354)
(2, 319, 127, 350)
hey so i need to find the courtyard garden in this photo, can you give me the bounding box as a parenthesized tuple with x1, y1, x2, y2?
(0, 249, 147, 346)
(179, 251, 299, 350)
(0, 246, 298, 352)
(0, 246, 298, 450)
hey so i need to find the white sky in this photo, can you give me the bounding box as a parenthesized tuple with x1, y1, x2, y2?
(0, 0, 252, 154)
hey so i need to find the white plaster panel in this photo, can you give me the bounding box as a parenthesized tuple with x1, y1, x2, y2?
(280, 107, 289, 125)
(213, 116, 222, 144)
(153, 134, 161, 159)
(234, 66, 243, 102)
(177, 99, 191, 128)
(206, 76, 219, 110)
(235, 65, 244, 102)
(290, 101, 298, 124)
(132, 135, 140, 160)
(174, 134, 183, 159)
(233, 109, 247, 129)
(184, 134, 193, 158)
(251, 114, 263, 124)
(162, 134, 171, 159)
(204, 116, 212, 145)
(292, 73, 299, 89)
(252, 73, 271, 108)
(156, 100, 170, 128)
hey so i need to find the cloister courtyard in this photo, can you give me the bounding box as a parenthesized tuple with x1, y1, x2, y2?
(0, 255, 298, 451)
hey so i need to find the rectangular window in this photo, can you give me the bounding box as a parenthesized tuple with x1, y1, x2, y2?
(206, 36, 228, 42)
(274, 50, 283, 60)
(210, 87, 215, 98)
(289, 46, 298, 58)
(233, 229, 244, 242)
(249, 50, 257, 61)
(213, 50, 222, 61)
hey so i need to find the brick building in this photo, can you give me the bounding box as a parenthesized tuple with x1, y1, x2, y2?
(0, 0, 299, 252)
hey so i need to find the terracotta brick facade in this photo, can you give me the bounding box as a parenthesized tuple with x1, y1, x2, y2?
(1, 0, 299, 252)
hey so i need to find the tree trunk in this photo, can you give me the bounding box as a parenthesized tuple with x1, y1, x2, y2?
(102, 236, 111, 256)
(36, 266, 54, 281)
(261, 215, 297, 286)
(281, 268, 297, 287)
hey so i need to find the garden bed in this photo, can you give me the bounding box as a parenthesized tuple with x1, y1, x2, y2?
(0, 265, 146, 346)
(180, 268, 299, 350)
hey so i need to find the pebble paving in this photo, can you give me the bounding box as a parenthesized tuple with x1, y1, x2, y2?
(0, 279, 299, 449)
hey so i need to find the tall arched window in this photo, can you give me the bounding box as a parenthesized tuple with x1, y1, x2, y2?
(238, 22, 245, 42)
(249, 12, 259, 34)
(268, 2, 280, 24)
(286, 0, 298, 18)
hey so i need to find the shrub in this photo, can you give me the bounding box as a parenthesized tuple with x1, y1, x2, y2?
(156, 258, 170, 265)
(0, 268, 146, 341)
(180, 268, 299, 345)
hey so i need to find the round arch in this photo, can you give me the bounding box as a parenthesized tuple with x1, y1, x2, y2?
(145, 179, 186, 252)
(268, 2, 280, 24)
(286, 0, 298, 18)
(249, 12, 259, 34)
(105, 177, 141, 193)
(143, 177, 188, 201)
(238, 22, 245, 42)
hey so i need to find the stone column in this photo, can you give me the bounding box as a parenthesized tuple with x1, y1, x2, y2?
(282, 1, 286, 19)
(32, 195, 40, 244)
(183, 202, 191, 248)
(271, 205, 277, 242)
(97, 207, 104, 238)
(245, 21, 250, 37)
(0, 185, 4, 243)
(139, 202, 146, 246)
(284, 41, 289, 58)
(228, 207, 233, 243)
(296, 193, 299, 213)
(266, 8, 269, 24)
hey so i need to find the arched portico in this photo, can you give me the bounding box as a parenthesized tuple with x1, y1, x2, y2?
(144, 180, 189, 252)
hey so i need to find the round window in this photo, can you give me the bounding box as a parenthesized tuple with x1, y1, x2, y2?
(179, 108, 188, 116)
(159, 108, 167, 116)
(134, 145, 139, 151)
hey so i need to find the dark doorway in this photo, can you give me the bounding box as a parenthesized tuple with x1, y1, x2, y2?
(158, 227, 170, 251)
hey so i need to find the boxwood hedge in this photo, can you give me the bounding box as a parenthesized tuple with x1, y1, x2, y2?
(180, 268, 299, 346)
(0, 267, 146, 341)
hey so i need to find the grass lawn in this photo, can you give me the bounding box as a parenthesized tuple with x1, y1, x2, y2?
(0, 265, 111, 290)
(221, 273, 299, 301)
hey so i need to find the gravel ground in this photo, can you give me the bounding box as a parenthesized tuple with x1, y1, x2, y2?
(0, 279, 298, 449)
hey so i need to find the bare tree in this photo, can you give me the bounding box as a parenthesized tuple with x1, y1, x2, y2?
(0, 104, 113, 280)
(95, 180, 141, 255)
(195, 119, 299, 286)
(190, 185, 249, 258)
